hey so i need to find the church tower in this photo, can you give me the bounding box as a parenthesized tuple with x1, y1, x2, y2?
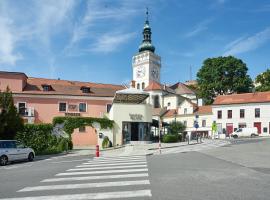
(132, 8, 161, 90)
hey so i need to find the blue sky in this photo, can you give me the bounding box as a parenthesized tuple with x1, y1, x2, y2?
(0, 0, 269, 85)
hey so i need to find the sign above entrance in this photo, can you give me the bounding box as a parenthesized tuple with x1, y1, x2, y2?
(129, 114, 143, 121)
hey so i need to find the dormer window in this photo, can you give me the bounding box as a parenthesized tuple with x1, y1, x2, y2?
(81, 86, 90, 93)
(42, 84, 52, 91)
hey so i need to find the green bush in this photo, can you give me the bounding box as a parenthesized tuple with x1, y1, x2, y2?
(162, 134, 179, 143)
(16, 124, 70, 155)
(102, 136, 112, 149)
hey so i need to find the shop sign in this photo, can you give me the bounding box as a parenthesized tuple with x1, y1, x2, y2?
(129, 114, 143, 121)
(65, 113, 80, 117)
(68, 104, 77, 111)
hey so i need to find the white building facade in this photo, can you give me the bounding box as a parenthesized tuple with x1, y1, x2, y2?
(212, 92, 270, 136)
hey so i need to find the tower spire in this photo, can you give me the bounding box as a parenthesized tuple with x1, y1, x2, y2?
(138, 7, 155, 53)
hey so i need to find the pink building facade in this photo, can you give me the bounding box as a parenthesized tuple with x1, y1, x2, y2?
(0, 71, 123, 147)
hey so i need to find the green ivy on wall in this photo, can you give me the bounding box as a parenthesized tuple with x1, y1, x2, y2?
(52, 116, 114, 135)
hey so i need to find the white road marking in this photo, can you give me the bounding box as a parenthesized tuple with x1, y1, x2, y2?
(93, 155, 145, 160)
(84, 158, 146, 164)
(56, 168, 148, 176)
(91, 157, 146, 162)
(67, 164, 147, 171)
(0, 190, 152, 200)
(41, 173, 149, 182)
(18, 180, 150, 192)
(76, 161, 146, 168)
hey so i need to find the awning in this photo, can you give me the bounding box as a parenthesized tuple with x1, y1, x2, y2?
(113, 88, 149, 104)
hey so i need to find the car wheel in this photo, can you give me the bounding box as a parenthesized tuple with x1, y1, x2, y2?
(251, 134, 256, 138)
(0, 155, 8, 166)
(28, 153, 34, 162)
(233, 135, 238, 139)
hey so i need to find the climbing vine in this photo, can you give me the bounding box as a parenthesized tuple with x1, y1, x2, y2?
(52, 116, 114, 135)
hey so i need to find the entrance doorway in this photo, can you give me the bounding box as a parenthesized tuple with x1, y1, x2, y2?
(131, 123, 139, 141)
(254, 122, 261, 134)
(226, 123, 233, 135)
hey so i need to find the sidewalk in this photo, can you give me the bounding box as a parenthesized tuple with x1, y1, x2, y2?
(99, 139, 231, 157)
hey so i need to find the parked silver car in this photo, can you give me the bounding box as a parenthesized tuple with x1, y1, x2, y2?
(0, 140, 35, 166)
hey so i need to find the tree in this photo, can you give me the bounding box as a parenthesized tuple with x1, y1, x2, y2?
(255, 68, 270, 92)
(169, 121, 186, 135)
(0, 87, 24, 139)
(197, 56, 253, 104)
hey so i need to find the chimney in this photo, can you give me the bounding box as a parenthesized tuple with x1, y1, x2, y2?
(131, 80, 136, 88)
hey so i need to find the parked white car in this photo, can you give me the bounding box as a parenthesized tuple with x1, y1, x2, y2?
(0, 140, 35, 166)
(231, 128, 258, 138)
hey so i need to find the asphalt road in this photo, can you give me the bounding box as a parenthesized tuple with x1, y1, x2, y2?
(0, 137, 270, 200)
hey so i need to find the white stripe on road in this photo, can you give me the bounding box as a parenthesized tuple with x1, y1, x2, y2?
(56, 168, 148, 176)
(0, 190, 152, 200)
(18, 180, 150, 192)
(91, 157, 146, 162)
(84, 159, 146, 165)
(76, 161, 146, 168)
(67, 164, 147, 171)
(41, 173, 149, 182)
(51, 159, 91, 164)
(93, 155, 145, 160)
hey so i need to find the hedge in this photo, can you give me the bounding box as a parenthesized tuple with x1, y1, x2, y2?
(16, 124, 69, 155)
(162, 134, 179, 143)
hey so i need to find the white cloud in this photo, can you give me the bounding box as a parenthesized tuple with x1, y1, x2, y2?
(185, 19, 212, 38)
(223, 27, 270, 56)
(89, 32, 136, 53)
(0, 17, 22, 65)
(0, 0, 76, 66)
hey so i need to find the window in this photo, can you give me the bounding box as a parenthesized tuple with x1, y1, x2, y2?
(154, 95, 160, 108)
(79, 103, 86, 112)
(217, 110, 222, 119)
(255, 108, 260, 118)
(18, 102, 26, 115)
(202, 120, 206, 127)
(42, 84, 52, 91)
(59, 102, 67, 112)
(240, 109, 245, 118)
(79, 126, 86, 132)
(263, 127, 268, 133)
(106, 104, 112, 113)
(137, 83, 140, 90)
(81, 87, 90, 93)
(184, 108, 187, 115)
(183, 121, 187, 127)
(227, 110, 232, 119)
(142, 82, 145, 89)
(167, 102, 171, 107)
(238, 123, 246, 128)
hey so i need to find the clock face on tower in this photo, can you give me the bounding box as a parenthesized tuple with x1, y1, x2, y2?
(151, 67, 159, 80)
(136, 66, 145, 78)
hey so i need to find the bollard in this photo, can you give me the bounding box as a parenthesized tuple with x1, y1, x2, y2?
(96, 144, 100, 157)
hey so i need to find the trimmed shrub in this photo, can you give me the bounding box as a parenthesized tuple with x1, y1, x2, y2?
(102, 136, 112, 149)
(162, 134, 179, 143)
(16, 124, 69, 155)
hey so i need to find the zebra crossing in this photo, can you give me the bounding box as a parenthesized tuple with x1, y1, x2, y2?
(160, 140, 230, 154)
(0, 155, 152, 200)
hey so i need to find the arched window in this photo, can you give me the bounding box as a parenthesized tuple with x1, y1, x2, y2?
(137, 83, 140, 90)
(154, 95, 160, 108)
(142, 82, 145, 89)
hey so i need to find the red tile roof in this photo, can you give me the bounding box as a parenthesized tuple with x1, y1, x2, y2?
(20, 77, 124, 97)
(163, 109, 177, 118)
(170, 82, 195, 95)
(194, 105, 212, 114)
(144, 81, 163, 91)
(213, 91, 270, 105)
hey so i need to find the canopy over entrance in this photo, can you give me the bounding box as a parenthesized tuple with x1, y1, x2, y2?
(113, 88, 149, 104)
